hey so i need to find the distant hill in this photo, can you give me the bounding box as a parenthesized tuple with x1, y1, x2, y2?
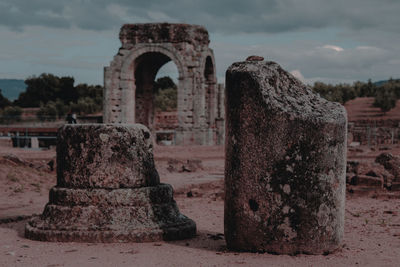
(0, 79, 26, 101)
(374, 79, 400, 87)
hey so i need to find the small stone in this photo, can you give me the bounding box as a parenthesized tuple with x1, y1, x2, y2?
(246, 55, 264, 61)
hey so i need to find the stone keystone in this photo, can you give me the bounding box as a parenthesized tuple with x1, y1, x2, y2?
(25, 124, 196, 242)
(224, 60, 347, 254)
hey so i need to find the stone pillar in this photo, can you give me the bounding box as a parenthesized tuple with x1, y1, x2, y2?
(26, 124, 196, 242)
(224, 59, 347, 254)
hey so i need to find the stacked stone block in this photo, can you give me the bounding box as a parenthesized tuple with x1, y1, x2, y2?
(25, 124, 196, 242)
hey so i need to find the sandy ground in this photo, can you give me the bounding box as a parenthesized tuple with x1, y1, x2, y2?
(1, 141, 400, 266)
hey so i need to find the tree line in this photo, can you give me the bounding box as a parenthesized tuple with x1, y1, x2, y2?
(1, 73, 399, 124)
(312, 78, 400, 113)
(0, 73, 103, 123)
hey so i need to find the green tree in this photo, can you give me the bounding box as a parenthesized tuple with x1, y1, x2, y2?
(14, 74, 77, 107)
(0, 106, 22, 124)
(373, 86, 397, 113)
(55, 99, 68, 118)
(0, 89, 11, 109)
(153, 76, 177, 111)
(75, 84, 103, 111)
(153, 76, 177, 93)
(37, 101, 58, 121)
(16, 74, 59, 107)
(58, 77, 77, 104)
(154, 87, 177, 111)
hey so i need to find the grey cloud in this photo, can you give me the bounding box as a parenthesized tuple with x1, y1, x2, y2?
(0, 0, 399, 35)
(1, 0, 399, 85)
(212, 39, 399, 84)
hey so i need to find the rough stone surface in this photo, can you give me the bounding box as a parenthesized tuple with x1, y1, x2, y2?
(246, 55, 264, 61)
(25, 124, 196, 242)
(120, 23, 210, 47)
(375, 153, 400, 181)
(224, 61, 347, 255)
(104, 23, 225, 145)
(56, 124, 159, 189)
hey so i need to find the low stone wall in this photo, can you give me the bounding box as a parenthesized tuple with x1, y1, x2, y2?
(348, 120, 400, 145)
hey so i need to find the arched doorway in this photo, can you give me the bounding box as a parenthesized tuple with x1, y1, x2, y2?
(204, 55, 216, 129)
(134, 52, 178, 129)
(134, 53, 179, 144)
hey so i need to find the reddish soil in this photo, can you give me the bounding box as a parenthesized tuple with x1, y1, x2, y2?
(345, 97, 400, 121)
(1, 141, 400, 266)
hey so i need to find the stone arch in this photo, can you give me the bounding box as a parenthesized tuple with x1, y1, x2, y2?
(119, 44, 186, 127)
(104, 23, 224, 145)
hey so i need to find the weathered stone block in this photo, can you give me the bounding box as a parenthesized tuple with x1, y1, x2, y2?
(26, 124, 196, 242)
(224, 60, 347, 254)
(56, 124, 159, 189)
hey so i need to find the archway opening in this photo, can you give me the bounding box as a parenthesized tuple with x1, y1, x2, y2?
(204, 56, 215, 128)
(134, 52, 179, 145)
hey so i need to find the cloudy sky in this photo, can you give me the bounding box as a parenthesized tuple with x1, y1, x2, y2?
(0, 0, 399, 85)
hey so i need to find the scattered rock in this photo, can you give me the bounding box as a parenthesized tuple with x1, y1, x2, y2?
(366, 170, 379, 177)
(3, 154, 27, 165)
(350, 175, 383, 187)
(167, 159, 203, 173)
(347, 161, 360, 174)
(207, 233, 224, 240)
(375, 153, 400, 180)
(390, 182, 400, 191)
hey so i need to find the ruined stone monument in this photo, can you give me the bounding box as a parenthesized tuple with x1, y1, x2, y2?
(104, 23, 225, 145)
(25, 124, 196, 242)
(224, 59, 347, 254)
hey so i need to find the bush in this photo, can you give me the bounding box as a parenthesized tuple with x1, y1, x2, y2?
(0, 89, 11, 109)
(0, 106, 22, 124)
(69, 97, 101, 115)
(37, 101, 58, 121)
(374, 87, 397, 113)
(55, 99, 68, 118)
(154, 87, 177, 112)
